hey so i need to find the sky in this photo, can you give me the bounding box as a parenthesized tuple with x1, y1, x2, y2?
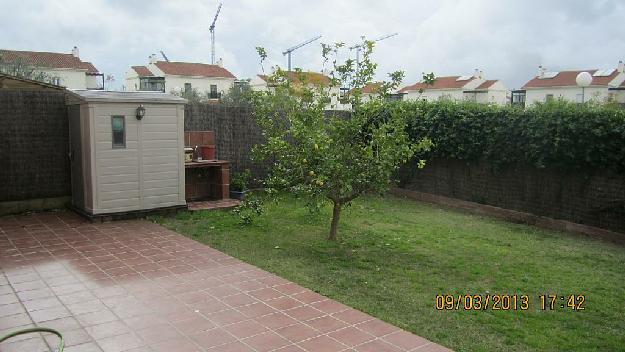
(1, 0, 624, 90)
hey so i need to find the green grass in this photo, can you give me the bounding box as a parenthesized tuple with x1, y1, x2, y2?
(153, 194, 625, 352)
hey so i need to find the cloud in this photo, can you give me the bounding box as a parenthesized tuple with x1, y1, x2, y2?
(1, 0, 623, 90)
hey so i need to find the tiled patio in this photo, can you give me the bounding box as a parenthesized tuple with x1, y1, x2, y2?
(0, 211, 451, 352)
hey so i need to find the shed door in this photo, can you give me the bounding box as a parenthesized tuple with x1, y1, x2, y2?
(94, 108, 141, 213)
(139, 105, 182, 209)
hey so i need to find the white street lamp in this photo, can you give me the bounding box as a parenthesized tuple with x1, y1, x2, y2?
(576, 71, 592, 103)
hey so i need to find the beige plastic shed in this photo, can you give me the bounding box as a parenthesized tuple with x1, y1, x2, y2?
(67, 90, 187, 218)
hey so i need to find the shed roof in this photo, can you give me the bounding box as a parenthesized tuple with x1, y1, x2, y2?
(68, 90, 187, 104)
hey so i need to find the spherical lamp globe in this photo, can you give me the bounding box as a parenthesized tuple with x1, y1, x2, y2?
(576, 71, 592, 87)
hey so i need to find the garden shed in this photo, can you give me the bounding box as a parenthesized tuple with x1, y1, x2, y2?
(66, 90, 187, 217)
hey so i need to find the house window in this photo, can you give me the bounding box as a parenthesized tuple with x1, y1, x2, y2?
(387, 93, 405, 102)
(185, 83, 192, 94)
(545, 94, 554, 102)
(111, 116, 125, 148)
(51, 77, 61, 86)
(139, 77, 165, 92)
(511, 90, 526, 106)
(210, 84, 218, 99)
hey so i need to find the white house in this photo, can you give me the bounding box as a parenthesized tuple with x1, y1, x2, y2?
(612, 79, 625, 105)
(521, 61, 625, 106)
(399, 70, 509, 105)
(250, 71, 345, 109)
(463, 80, 509, 105)
(0, 47, 102, 89)
(125, 55, 236, 98)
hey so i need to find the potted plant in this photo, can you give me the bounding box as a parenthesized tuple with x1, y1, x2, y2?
(230, 169, 251, 200)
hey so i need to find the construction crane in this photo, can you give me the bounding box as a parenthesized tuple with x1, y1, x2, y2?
(349, 32, 398, 68)
(282, 35, 322, 71)
(160, 51, 170, 62)
(209, 2, 223, 65)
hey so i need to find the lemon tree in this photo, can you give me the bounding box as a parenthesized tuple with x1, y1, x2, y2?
(251, 41, 431, 240)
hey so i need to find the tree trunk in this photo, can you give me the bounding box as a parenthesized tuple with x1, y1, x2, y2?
(329, 201, 341, 241)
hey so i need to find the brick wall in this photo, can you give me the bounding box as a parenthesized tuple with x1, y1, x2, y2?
(397, 158, 625, 234)
(0, 90, 70, 202)
(184, 103, 269, 185)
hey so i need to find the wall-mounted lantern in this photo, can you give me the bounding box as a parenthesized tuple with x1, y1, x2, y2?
(136, 105, 146, 120)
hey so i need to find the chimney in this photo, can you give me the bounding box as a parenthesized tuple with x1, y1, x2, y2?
(149, 54, 158, 64)
(537, 65, 546, 78)
(216, 58, 223, 67)
(71, 46, 79, 58)
(618, 60, 624, 73)
(479, 70, 484, 79)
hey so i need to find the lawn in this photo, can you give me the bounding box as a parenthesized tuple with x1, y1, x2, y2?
(154, 194, 625, 352)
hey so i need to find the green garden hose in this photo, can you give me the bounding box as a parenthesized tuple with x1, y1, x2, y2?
(0, 327, 64, 352)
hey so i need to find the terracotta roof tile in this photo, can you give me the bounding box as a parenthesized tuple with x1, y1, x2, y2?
(475, 80, 498, 90)
(131, 66, 153, 77)
(362, 82, 382, 94)
(399, 76, 472, 92)
(347, 82, 383, 95)
(522, 69, 619, 89)
(258, 71, 330, 86)
(154, 61, 235, 78)
(82, 62, 99, 74)
(0, 49, 99, 73)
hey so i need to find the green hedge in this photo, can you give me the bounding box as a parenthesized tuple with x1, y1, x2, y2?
(397, 100, 625, 173)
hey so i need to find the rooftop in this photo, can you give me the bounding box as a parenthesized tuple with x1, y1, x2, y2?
(69, 90, 187, 104)
(258, 71, 331, 86)
(399, 76, 474, 92)
(131, 66, 154, 77)
(522, 69, 620, 89)
(362, 82, 383, 94)
(0, 49, 99, 73)
(153, 61, 236, 78)
(474, 79, 498, 90)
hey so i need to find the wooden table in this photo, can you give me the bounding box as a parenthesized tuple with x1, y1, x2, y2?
(185, 160, 230, 201)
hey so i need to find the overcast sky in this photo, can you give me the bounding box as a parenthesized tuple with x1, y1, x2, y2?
(1, 0, 623, 90)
